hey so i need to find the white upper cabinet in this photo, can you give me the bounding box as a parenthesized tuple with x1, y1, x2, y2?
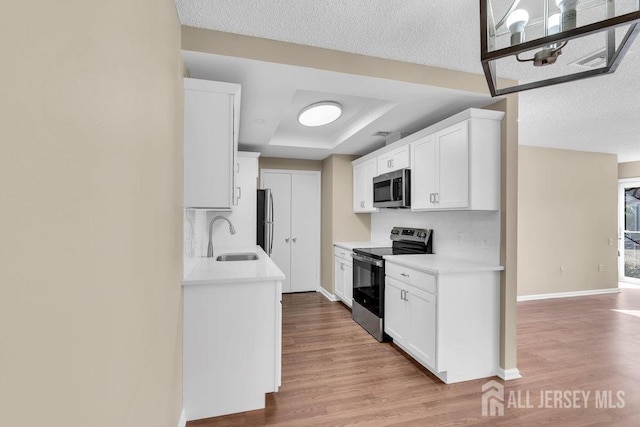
(353, 108, 503, 213)
(377, 145, 410, 175)
(184, 78, 241, 210)
(353, 158, 378, 213)
(411, 116, 501, 211)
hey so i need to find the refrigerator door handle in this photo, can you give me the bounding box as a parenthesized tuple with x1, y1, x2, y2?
(269, 192, 274, 256)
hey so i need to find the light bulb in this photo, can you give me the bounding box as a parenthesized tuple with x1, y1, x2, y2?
(556, 0, 580, 31)
(506, 9, 530, 46)
(548, 13, 561, 36)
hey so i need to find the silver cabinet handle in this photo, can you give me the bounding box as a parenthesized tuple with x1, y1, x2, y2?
(401, 273, 409, 278)
(390, 159, 394, 168)
(237, 187, 241, 200)
(292, 237, 297, 243)
(400, 290, 405, 300)
(434, 193, 439, 203)
(285, 238, 290, 243)
(404, 289, 409, 301)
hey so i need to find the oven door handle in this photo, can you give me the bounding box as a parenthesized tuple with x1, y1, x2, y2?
(351, 253, 384, 268)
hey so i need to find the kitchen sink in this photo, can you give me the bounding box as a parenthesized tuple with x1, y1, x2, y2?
(216, 252, 259, 261)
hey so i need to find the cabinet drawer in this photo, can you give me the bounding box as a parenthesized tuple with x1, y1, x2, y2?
(334, 247, 353, 264)
(386, 262, 436, 295)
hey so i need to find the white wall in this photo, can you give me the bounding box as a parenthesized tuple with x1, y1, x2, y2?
(371, 210, 500, 265)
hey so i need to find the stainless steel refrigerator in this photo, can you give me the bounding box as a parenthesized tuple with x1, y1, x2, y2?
(257, 189, 274, 256)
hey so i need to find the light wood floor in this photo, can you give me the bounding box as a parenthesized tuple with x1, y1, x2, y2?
(189, 288, 640, 426)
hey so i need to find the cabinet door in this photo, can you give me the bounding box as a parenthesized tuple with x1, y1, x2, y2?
(377, 153, 392, 175)
(384, 277, 407, 343)
(353, 159, 377, 213)
(334, 257, 345, 300)
(353, 162, 366, 212)
(378, 146, 409, 174)
(435, 121, 469, 209)
(406, 286, 437, 370)
(290, 173, 320, 292)
(410, 135, 437, 210)
(344, 263, 353, 307)
(261, 172, 292, 293)
(184, 88, 233, 209)
(391, 145, 410, 170)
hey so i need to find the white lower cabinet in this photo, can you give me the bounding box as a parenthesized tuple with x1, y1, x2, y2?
(385, 276, 436, 370)
(385, 259, 500, 384)
(183, 279, 282, 421)
(384, 277, 407, 343)
(334, 246, 353, 307)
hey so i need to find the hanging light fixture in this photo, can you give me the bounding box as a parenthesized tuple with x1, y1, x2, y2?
(481, 0, 640, 96)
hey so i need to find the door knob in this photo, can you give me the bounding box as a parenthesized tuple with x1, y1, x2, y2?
(285, 238, 290, 243)
(292, 237, 297, 243)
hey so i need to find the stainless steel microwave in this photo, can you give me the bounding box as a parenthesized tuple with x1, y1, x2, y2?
(373, 168, 410, 208)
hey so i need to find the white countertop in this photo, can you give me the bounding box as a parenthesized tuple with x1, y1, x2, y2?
(183, 245, 285, 286)
(384, 254, 504, 275)
(334, 241, 390, 251)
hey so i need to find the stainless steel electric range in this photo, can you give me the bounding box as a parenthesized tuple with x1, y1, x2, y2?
(351, 227, 433, 342)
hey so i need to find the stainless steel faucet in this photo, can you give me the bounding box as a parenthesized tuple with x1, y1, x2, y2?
(207, 216, 236, 257)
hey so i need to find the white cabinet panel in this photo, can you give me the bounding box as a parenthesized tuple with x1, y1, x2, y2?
(353, 158, 378, 213)
(436, 121, 469, 209)
(406, 286, 437, 370)
(409, 134, 436, 210)
(262, 170, 320, 293)
(183, 279, 281, 420)
(377, 145, 410, 174)
(184, 78, 240, 210)
(334, 258, 345, 300)
(384, 277, 407, 342)
(344, 263, 353, 307)
(333, 246, 354, 307)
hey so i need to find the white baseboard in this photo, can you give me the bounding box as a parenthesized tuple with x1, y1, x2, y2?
(177, 409, 186, 427)
(318, 286, 338, 302)
(518, 288, 621, 302)
(497, 367, 522, 381)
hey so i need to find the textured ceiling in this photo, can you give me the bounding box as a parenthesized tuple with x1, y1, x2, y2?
(176, 0, 640, 162)
(176, 0, 483, 75)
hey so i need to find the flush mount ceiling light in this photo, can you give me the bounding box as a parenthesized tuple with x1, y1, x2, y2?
(298, 101, 343, 127)
(481, 0, 640, 96)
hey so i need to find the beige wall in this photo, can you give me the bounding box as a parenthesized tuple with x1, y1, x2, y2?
(259, 157, 323, 174)
(518, 146, 618, 296)
(484, 98, 519, 372)
(181, 27, 519, 372)
(0, 1, 183, 427)
(619, 161, 640, 179)
(321, 155, 371, 292)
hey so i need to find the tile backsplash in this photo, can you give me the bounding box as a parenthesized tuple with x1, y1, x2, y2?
(371, 209, 500, 265)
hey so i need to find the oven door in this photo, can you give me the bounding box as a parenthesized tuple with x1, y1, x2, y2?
(352, 253, 385, 317)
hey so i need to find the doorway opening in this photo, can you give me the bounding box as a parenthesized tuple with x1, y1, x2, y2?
(619, 179, 640, 285)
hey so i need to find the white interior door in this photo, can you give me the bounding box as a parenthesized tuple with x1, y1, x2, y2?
(262, 172, 292, 293)
(619, 179, 640, 284)
(290, 172, 320, 292)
